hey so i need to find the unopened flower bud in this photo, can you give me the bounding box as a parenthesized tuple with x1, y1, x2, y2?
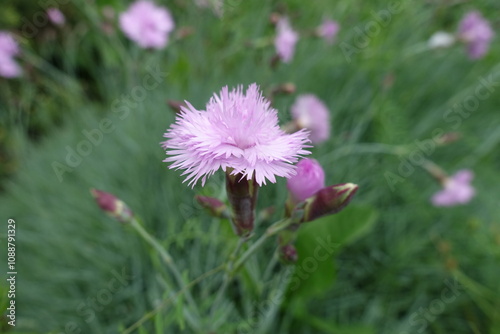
(271, 82, 296, 96)
(90, 189, 133, 223)
(287, 158, 325, 203)
(102, 6, 115, 20)
(258, 206, 275, 222)
(269, 13, 281, 25)
(225, 171, 259, 237)
(195, 195, 229, 219)
(300, 183, 358, 223)
(276, 219, 300, 263)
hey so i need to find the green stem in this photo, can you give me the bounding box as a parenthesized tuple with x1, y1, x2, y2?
(232, 219, 291, 275)
(208, 219, 291, 321)
(122, 264, 224, 334)
(262, 247, 279, 283)
(401, 42, 432, 58)
(326, 143, 451, 185)
(256, 269, 293, 333)
(23, 51, 81, 95)
(228, 238, 246, 271)
(130, 218, 201, 319)
(421, 159, 448, 184)
(251, 36, 273, 49)
(327, 143, 410, 160)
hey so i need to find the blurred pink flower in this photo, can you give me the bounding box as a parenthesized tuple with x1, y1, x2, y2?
(274, 17, 299, 63)
(161, 83, 311, 186)
(458, 11, 494, 59)
(0, 32, 19, 57)
(318, 19, 339, 44)
(287, 158, 325, 203)
(0, 55, 21, 78)
(291, 94, 331, 144)
(0, 32, 21, 78)
(431, 169, 475, 207)
(47, 8, 66, 26)
(119, 0, 175, 49)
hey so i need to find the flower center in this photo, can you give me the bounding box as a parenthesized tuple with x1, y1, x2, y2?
(225, 135, 256, 150)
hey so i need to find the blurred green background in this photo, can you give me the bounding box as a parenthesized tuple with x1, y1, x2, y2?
(1, 0, 499, 333)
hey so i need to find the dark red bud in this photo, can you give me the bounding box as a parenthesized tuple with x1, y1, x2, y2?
(90, 189, 133, 223)
(301, 183, 358, 223)
(279, 244, 298, 263)
(167, 100, 187, 114)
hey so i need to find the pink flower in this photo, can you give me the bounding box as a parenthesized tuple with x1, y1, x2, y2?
(431, 169, 475, 207)
(119, 0, 175, 49)
(0, 54, 21, 78)
(161, 83, 311, 187)
(458, 11, 494, 59)
(287, 158, 325, 203)
(47, 8, 66, 26)
(291, 94, 331, 144)
(0, 32, 21, 78)
(317, 19, 339, 44)
(274, 17, 299, 63)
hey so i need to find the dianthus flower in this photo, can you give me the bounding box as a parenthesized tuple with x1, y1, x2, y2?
(0, 32, 21, 78)
(274, 17, 299, 63)
(291, 94, 331, 144)
(431, 169, 475, 207)
(287, 158, 325, 203)
(47, 8, 66, 26)
(317, 19, 339, 44)
(458, 11, 494, 59)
